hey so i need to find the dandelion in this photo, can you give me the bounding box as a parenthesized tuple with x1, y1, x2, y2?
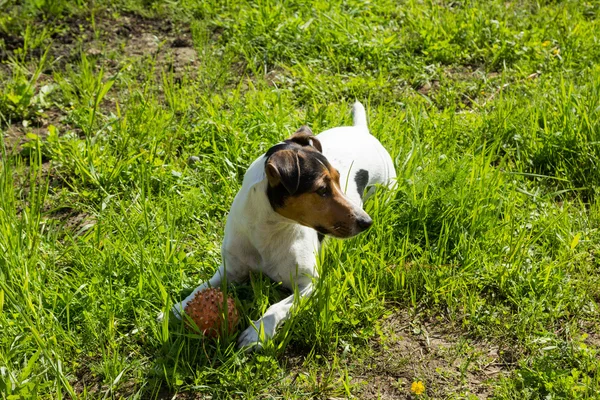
(542, 40, 550, 47)
(411, 380, 425, 395)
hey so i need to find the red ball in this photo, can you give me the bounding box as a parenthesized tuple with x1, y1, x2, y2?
(183, 287, 239, 338)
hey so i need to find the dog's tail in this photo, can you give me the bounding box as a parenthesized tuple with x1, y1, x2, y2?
(352, 101, 368, 128)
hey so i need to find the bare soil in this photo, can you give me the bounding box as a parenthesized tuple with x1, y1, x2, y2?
(348, 310, 514, 399)
(2, 10, 198, 156)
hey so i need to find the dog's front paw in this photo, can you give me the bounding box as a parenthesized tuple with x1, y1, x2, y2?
(237, 325, 263, 351)
(170, 302, 186, 320)
(157, 302, 186, 323)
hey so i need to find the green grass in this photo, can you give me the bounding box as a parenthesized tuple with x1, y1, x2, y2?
(1, 0, 599, 398)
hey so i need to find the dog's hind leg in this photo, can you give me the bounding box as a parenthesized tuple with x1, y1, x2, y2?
(237, 282, 313, 350)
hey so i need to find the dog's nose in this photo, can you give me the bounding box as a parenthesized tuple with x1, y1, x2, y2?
(356, 215, 373, 231)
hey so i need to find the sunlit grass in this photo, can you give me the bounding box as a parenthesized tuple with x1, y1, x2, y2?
(1, 0, 599, 398)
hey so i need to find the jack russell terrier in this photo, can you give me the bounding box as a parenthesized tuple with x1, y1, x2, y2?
(169, 102, 396, 349)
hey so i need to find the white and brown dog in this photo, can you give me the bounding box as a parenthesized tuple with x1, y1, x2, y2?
(170, 102, 396, 349)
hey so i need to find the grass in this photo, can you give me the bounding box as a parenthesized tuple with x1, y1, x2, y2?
(1, 0, 599, 398)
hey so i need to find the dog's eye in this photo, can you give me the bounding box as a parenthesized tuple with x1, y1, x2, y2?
(316, 186, 328, 197)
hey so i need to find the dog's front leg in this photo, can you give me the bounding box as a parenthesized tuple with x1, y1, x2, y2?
(237, 283, 313, 350)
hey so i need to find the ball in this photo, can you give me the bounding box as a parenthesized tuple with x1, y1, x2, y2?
(183, 287, 239, 338)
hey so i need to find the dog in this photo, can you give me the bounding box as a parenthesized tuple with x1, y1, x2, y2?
(170, 102, 396, 349)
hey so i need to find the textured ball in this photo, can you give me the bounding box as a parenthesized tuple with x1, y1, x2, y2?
(184, 287, 239, 338)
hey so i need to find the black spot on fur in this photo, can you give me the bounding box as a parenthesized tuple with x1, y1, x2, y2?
(355, 169, 369, 198)
(265, 141, 331, 210)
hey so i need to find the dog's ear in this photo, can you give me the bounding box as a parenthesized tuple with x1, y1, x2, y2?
(287, 126, 322, 153)
(265, 149, 301, 194)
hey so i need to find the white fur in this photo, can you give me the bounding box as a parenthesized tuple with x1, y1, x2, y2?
(167, 102, 396, 349)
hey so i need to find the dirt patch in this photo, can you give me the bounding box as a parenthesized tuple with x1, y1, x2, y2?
(44, 206, 95, 236)
(278, 309, 516, 399)
(72, 357, 103, 396)
(2, 108, 61, 155)
(417, 80, 440, 96)
(587, 332, 600, 348)
(264, 66, 287, 87)
(1, 10, 199, 139)
(50, 11, 199, 76)
(581, 319, 600, 348)
(348, 311, 514, 399)
(0, 30, 25, 61)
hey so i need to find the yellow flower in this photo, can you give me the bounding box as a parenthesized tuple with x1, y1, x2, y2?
(542, 40, 550, 47)
(410, 380, 425, 395)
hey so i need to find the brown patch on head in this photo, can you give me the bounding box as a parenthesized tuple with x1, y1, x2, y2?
(277, 166, 362, 238)
(265, 133, 373, 238)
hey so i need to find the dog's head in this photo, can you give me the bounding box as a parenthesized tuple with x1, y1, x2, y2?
(264, 126, 372, 238)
